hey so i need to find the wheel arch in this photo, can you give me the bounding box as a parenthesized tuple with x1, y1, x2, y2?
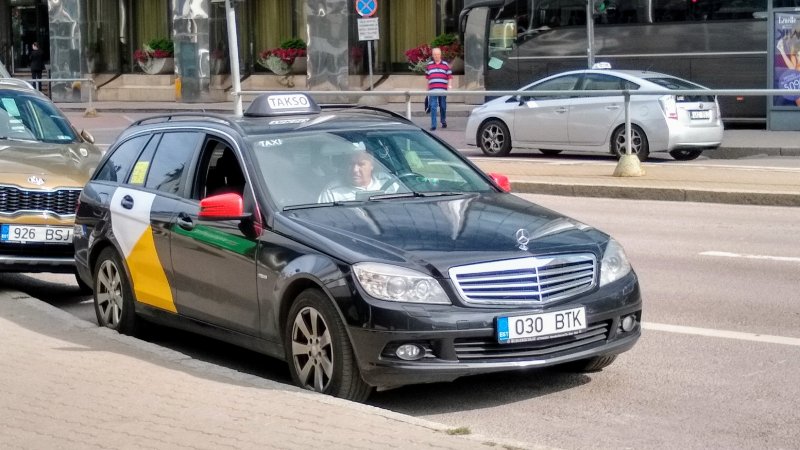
(476, 116, 512, 146)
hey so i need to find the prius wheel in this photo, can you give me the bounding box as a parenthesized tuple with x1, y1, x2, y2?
(93, 247, 139, 335)
(561, 355, 618, 373)
(669, 149, 703, 161)
(611, 125, 649, 161)
(478, 119, 512, 156)
(286, 289, 372, 402)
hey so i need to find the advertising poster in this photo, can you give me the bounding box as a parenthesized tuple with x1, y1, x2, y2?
(774, 12, 800, 107)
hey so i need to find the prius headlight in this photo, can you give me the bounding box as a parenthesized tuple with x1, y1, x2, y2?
(599, 239, 632, 286)
(353, 262, 450, 304)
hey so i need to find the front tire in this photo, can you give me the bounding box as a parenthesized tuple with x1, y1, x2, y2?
(669, 149, 703, 161)
(611, 125, 649, 161)
(93, 247, 140, 335)
(285, 289, 372, 402)
(477, 119, 512, 156)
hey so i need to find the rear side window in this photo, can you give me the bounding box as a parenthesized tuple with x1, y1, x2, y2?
(94, 135, 149, 183)
(647, 77, 713, 102)
(144, 132, 202, 195)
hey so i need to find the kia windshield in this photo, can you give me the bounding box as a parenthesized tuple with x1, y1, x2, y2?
(0, 91, 80, 143)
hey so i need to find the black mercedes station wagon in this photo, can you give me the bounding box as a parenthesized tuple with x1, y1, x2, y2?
(74, 93, 642, 402)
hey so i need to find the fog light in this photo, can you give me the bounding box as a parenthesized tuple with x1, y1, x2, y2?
(395, 344, 424, 361)
(621, 315, 636, 332)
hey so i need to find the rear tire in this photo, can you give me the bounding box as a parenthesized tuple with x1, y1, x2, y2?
(562, 355, 618, 373)
(539, 149, 563, 156)
(477, 119, 512, 157)
(93, 247, 140, 336)
(285, 289, 373, 402)
(669, 149, 703, 161)
(611, 125, 649, 161)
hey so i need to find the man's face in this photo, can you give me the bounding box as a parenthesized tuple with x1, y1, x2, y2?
(432, 48, 442, 63)
(350, 153, 373, 188)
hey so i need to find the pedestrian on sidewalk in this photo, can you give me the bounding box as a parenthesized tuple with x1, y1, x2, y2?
(425, 47, 451, 131)
(29, 42, 44, 91)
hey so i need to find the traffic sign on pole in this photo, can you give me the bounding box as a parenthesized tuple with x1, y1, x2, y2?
(355, 0, 378, 17)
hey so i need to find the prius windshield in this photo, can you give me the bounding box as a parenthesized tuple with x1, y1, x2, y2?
(248, 128, 495, 210)
(0, 90, 79, 143)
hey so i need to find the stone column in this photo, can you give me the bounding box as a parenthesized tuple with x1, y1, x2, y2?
(48, 0, 89, 102)
(172, 0, 211, 102)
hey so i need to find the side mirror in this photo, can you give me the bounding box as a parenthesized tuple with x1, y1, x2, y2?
(80, 129, 95, 144)
(488, 172, 511, 193)
(199, 193, 249, 220)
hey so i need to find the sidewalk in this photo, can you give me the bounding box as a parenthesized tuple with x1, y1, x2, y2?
(0, 290, 538, 450)
(473, 159, 800, 207)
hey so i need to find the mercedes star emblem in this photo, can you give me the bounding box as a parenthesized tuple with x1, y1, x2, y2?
(515, 228, 531, 251)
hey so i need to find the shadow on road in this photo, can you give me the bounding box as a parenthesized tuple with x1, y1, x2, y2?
(369, 366, 592, 414)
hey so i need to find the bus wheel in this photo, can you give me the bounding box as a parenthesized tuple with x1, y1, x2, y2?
(478, 120, 512, 157)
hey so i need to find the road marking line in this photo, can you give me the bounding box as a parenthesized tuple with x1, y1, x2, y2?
(643, 322, 800, 346)
(700, 251, 800, 263)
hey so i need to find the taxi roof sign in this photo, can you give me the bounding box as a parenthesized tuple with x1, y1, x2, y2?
(245, 93, 321, 117)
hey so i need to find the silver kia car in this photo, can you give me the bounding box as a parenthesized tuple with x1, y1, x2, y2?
(466, 68, 724, 161)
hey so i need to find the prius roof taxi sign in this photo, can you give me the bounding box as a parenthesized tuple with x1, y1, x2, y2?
(244, 93, 321, 117)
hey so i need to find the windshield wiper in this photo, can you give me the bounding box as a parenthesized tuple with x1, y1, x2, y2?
(283, 200, 361, 211)
(369, 191, 467, 201)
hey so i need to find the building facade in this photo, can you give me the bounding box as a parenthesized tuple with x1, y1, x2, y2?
(0, 0, 464, 102)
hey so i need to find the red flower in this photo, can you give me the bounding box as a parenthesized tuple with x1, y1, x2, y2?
(404, 44, 432, 64)
(259, 47, 307, 66)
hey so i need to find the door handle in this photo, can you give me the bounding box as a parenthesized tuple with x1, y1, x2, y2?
(605, 105, 621, 110)
(176, 213, 194, 231)
(120, 195, 134, 210)
(555, 107, 568, 113)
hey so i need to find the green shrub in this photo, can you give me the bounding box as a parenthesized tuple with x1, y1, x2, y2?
(430, 33, 458, 48)
(147, 37, 174, 54)
(280, 38, 307, 50)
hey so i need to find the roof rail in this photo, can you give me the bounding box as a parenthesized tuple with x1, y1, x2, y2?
(319, 104, 413, 124)
(130, 112, 243, 131)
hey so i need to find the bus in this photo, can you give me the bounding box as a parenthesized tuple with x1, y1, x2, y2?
(460, 0, 780, 121)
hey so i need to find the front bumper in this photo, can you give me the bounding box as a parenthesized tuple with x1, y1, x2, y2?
(347, 273, 642, 387)
(0, 243, 75, 272)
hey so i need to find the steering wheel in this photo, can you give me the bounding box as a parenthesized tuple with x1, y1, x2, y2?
(381, 172, 424, 191)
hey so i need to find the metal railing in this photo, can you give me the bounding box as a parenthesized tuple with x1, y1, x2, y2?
(18, 77, 96, 113)
(236, 88, 800, 156)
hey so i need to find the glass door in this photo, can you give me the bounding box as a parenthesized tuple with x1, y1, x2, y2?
(10, 2, 48, 71)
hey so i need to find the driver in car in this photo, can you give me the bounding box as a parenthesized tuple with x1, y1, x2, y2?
(318, 150, 400, 202)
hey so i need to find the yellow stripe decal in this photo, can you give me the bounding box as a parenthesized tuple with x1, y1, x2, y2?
(126, 225, 176, 312)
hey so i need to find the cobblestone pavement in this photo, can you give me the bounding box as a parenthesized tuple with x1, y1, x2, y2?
(0, 291, 537, 450)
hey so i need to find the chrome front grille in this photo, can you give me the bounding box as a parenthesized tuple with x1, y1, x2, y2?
(0, 185, 81, 217)
(449, 254, 597, 305)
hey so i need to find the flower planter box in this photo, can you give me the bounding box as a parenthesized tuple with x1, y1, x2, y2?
(138, 57, 174, 75)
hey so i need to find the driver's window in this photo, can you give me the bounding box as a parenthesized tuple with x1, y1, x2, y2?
(196, 139, 245, 199)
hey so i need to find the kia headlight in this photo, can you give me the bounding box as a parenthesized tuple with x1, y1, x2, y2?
(353, 262, 450, 304)
(599, 239, 632, 286)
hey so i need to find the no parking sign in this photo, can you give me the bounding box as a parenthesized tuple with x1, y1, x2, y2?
(355, 0, 377, 17)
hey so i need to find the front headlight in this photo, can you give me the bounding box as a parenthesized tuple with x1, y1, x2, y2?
(353, 262, 451, 304)
(599, 239, 632, 286)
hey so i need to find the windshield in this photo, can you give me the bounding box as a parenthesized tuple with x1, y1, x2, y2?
(248, 128, 496, 210)
(646, 77, 714, 102)
(0, 90, 80, 143)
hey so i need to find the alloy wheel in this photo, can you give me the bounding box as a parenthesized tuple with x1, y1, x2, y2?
(481, 124, 506, 153)
(614, 128, 643, 155)
(290, 306, 334, 392)
(96, 260, 123, 328)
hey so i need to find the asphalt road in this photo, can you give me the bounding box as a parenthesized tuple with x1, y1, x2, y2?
(8, 194, 799, 449)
